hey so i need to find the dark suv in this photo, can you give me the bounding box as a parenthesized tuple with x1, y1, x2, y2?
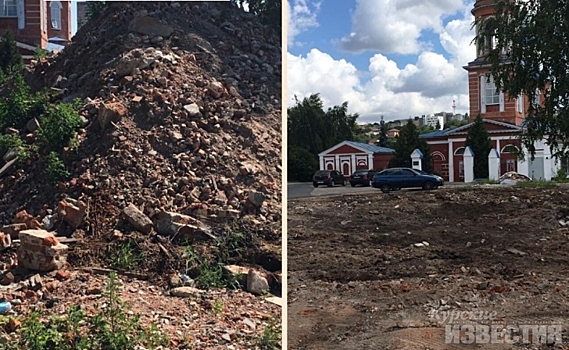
(312, 170, 346, 187)
(349, 170, 375, 187)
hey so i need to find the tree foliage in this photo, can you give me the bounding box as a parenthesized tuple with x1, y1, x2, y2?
(232, 0, 281, 32)
(287, 145, 319, 182)
(475, 0, 569, 159)
(465, 115, 492, 179)
(0, 30, 23, 77)
(389, 120, 432, 172)
(376, 119, 390, 147)
(287, 94, 360, 181)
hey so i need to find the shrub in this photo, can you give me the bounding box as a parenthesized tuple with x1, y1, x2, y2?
(44, 152, 69, 185)
(37, 100, 82, 152)
(0, 133, 36, 162)
(7, 272, 169, 350)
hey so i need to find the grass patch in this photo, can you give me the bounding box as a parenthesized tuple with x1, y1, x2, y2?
(516, 180, 558, 189)
(108, 240, 145, 270)
(5, 272, 169, 349)
(257, 317, 282, 349)
(475, 179, 500, 185)
(181, 226, 247, 289)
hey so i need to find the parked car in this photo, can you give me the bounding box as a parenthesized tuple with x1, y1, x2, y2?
(349, 170, 376, 187)
(312, 170, 347, 187)
(371, 167, 444, 193)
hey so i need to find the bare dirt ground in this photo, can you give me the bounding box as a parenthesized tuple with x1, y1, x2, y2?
(288, 186, 569, 350)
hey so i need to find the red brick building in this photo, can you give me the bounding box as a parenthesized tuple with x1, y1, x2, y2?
(418, 0, 550, 182)
(0, 0, 73, 61)
(420, 120, 522, 182)
(318, 141, 395, 176)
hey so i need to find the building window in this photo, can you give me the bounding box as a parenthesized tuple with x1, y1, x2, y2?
(454, 147, 465, 155)
(485, 76, 500, 105)
(50, 1, 62, 30)
(0, 0, 17, 17)
(501, 144, 519, 154)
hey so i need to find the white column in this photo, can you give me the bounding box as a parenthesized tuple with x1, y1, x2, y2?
(335, 155, 340, 171)
(351, 154, 356, 173)
(368, 154, 374, 170)
(319, 156, 324, 170)
(463, 146, 475, 183)
(410, 149, 423, 171)
(448, 141, 454, 182)
(496, 139, 501, 154)
(517, 144, 529, 177)
(488, 149, 500, 180)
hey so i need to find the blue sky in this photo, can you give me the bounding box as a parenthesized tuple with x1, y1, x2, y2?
(287, 0, 477, 123)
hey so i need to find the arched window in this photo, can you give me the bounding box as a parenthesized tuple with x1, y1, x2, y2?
(454, 147, 465, 155)
(50, 1, 61, 29)
(501, 144, 519, 154)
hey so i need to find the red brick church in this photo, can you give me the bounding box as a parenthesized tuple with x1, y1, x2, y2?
(419, 0, 556, 182)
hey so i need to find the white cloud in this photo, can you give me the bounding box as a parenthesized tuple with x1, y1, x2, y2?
(288, 2, 477, 123)
(287, 0, 321, 46)
(340, 0, 465, 54)
(287, 49, 365, 108)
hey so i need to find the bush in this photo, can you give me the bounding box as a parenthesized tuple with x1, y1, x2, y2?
(37, 100, 82, 152)
(0, 74, 49, 130)
(553, 167, 568, 182)
(6, 272, 169, 350)
(44, 152, 69, 185)
(287, 146, 319, 182)
(0, 133, 35, 162)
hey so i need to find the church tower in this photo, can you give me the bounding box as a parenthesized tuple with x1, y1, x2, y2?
(463, 0, 526, 126)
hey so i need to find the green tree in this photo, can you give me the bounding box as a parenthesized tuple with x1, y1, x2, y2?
(475, 0, 569, 159)
(444, 118, 469, 130)
(287, 94, 360, 180)
(419, 124, 435, 134)
(465, 115, 492, 179)
(435, 120, 441, 130)
(377, 118, 390, 147)
(287, 94, 327, 156)
(389, 120, 432, 172)
(86, 1, 109, 21)
(0, 30, 23, 76)
(287, 146, 319, 181)
(233, 0, 281, 32)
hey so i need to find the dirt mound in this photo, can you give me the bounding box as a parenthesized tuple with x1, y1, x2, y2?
(1, 1, 281, 278)
(288, 187, 569, 349)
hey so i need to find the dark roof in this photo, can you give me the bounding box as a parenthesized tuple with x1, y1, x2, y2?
(345, 141, 395, 154)
(419, 119, 522, 138)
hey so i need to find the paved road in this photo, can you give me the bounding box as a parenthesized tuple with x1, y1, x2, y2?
(287, 182, 473, 199)
(288, 182, 379, 199)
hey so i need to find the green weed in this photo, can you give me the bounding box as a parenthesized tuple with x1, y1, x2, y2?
(257, 317, 281, 349)
(108, 240, 144, 270)
(6, 272, 169, 349)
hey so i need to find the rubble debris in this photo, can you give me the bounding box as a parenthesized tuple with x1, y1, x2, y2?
(14, 210, 41, 230)
(17, 230, 68, 272)
(170, 286, 201, 298)
(506, 247, 527, 256)
(223, 264, 249, 287)
(0, 300, 11, 314)
(0, 1, 282, 344)
(57, 198, 87, 229)
(0, 233, 11, 250)
(246, 269, 269, 295)
(499, 171, 531, 185)
(0, 224, 27, 240)
(153, 211, 214, 241)
(121, 203, 153, 234)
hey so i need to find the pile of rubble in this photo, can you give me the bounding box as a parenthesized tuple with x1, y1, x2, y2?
(0, 1, 281, 284)
(498, 171, 531, 185)
(3, 3, 280, 234)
